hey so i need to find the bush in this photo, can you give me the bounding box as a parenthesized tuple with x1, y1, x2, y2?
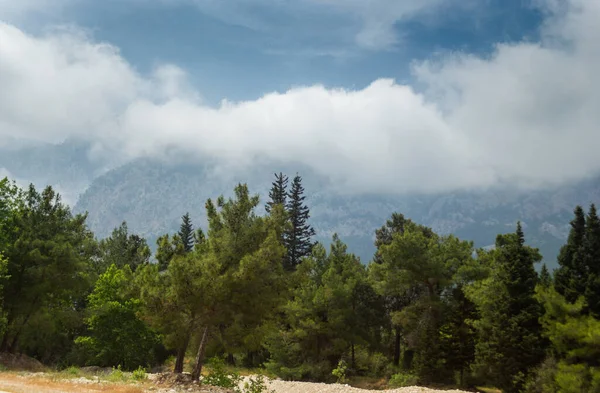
(61, 366, 82, 378)
(107, 365, 127, 383)
(203, 357, 242, 389)
(132, 366, 147, 381)
(242, 375, 274, 393)
(524, 357, 558, 393)
(332, 360, 348, 383)
(389, 372, 419, 388)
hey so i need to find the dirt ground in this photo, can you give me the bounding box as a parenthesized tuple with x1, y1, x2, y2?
(0, 372, 472, 393)
(239, 376, 471, 393)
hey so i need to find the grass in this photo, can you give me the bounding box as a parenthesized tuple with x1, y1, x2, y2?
(476, 387, 502, 393)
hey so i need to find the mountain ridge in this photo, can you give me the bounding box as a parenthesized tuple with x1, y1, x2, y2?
(2, 140, 598, 268)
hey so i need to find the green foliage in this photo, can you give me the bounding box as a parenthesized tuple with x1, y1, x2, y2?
(107, 365, 127, 382)
(370, 221, 475, 383)
(0, 253, 7, 337)
(466, 223, 545, 393)
(242, 375, 274, 393)
(265, 172, 288, 214)
(61, 366, 83, 378)
(553, 204, 600, 317)
(97, 222, 150, 273)
(155, 233, 184, 271)
(178, 213, 195, 253)
(284, 174, 315, 271)
(536, 285, 600, 393)
(75, 264, 161, 370)
(1, 183, 94, 357)
(203, 357, 242, 389)
(132, 366, 147, 381)
(540, 263, 553, 288)
(524, 357, 558, 393)
(332, 360, 348, 383)
(266, 236, 383, 382)
(389, 371, 419, 387)
(3, 172, 600, 393)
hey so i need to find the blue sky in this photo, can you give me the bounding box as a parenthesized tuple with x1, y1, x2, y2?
(2, 0, 599, 195)
(7, 0, 543, 104)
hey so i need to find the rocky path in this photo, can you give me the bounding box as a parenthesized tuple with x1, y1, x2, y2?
(0, 372, 472, 393)
(239, 376, 471, 393)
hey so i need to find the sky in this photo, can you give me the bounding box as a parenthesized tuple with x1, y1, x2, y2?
(0, 0, 599, 195)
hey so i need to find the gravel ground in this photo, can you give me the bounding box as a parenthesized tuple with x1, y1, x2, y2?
(0, 372, 473, 393)
(239, 376, 472, 393)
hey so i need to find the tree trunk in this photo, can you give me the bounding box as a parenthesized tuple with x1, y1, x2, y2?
(403, 349, 414, 370)
(0, 333, 10, 352)
(191, 326, 209, 382)
(351, 342, 355, 370)
(174, 332, 191, 373)
(393, 329, 401, 366)
(226, 353, 235, 366)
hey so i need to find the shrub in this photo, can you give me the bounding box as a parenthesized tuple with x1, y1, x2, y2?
(107, 365, 127, 383)
(332, 360, 348, 383)
(389, 372, 419, 388)
(132, 366, 147, 381)
(242, 374, 274, 393)
(524, 357, 558, 393)
(61, 366, 82, 378)
(203, 357, 242, 390)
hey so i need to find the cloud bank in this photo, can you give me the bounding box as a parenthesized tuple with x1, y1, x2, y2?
(1, 0, 599, 195)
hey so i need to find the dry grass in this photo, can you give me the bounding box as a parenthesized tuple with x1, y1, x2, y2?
(0, 372, 146, 393)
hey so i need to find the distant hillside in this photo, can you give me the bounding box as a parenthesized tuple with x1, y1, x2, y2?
(73, 158, 600, 268)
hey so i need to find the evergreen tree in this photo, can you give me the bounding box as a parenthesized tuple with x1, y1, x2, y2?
(155, 234, 184, 272)
(265, 172, 288, 214)
(554, 206, 586, 303)
(371, 213, 435, 366)
(539, 263, 552, 288)
(373, 224, 474, 383)
(535, 286, 600, 393)
(99, 222, 151, 272)
(75, 264, 161, 370)
(582, 204, 600, 317)
(467, 223, 545, 393)
(1, 184, 95, 353)
(178, 213, 195, 253)
(266, 236, 383, 381)
(554, 204, 600, 317)
(284, 174, 315, 271)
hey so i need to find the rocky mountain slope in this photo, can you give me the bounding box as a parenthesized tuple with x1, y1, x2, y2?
(2, 140, 598, 268)
(72, 158, 600, 268)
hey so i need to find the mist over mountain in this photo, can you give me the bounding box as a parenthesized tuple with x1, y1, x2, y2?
(2, 140, 596, 268)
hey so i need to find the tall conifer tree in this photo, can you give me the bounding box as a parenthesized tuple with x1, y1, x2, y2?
(178, 213, 194, 253)
(265, 172, 288, 214)
(582, 204, 600, 316)
(469, 222, 545, 393)
(284, 174, 315, 271)
(554, 205, 586, 303)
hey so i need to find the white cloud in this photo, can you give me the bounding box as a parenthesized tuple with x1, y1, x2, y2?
(1, 0, 599, 195)
(309, 0, 449, 50)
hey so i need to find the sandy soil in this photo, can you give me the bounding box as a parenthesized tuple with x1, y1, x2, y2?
(238, 376, 471, 393)
(0, 373, 144, 393)
(0, 372, 472, 393)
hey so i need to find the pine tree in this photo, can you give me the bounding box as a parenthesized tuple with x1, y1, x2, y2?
(284, 174, 315, 271)
(539, 263, 552, 288)
(265, 172, 288, 214)
(582, 204, 600, 316)
(178, 213, 194, 253)
(468, 222, 545, 393)
(554, 206, 586, 302)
